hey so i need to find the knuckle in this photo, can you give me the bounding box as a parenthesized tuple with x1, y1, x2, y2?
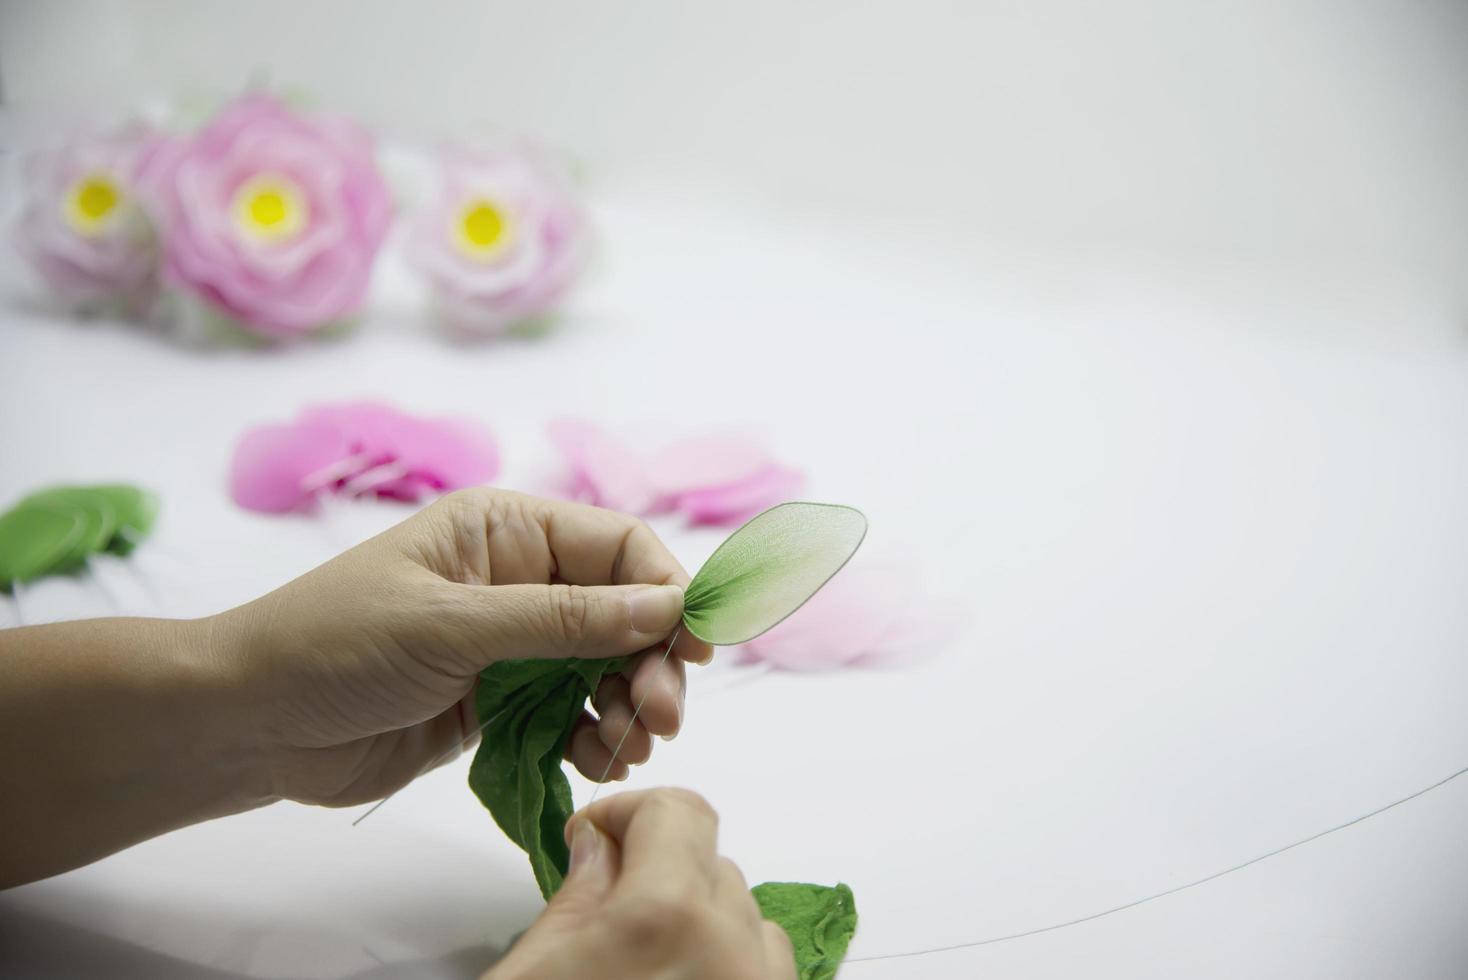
(547, 583, 594, 644)
(718, 856, 747, 888)
(614, 893, 703, 946)
(659, 787, 717, 822)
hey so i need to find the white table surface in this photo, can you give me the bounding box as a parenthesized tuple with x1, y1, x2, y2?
(2, 187, 1467, 979)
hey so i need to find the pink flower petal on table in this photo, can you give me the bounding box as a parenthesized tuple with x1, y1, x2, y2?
(645, 434, 774, 498)
(381, 416, 501, 489)
(298, 401, 499, 489)
(546, 418, 656, 513)
(230, 422, 354, 513)
(675, 464, 804, 526)
(735, 564, 957, 671)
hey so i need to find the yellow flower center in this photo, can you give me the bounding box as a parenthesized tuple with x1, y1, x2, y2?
(454, 198, 514, 257)
(232, 174, 307, 243)
(63, 174, 124, 235)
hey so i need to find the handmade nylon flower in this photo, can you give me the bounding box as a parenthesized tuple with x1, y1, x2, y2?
(230, 401, 500, 513)
(408, 143, 586, 335)
(13, 123, 162, 314)
(546, 419, 804, 525)
(138, 94, 392, 338)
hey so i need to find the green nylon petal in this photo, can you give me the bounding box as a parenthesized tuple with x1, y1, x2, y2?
(0, 505, 84, 589)
(682, 502, 868, 645)
(0, 485, 159, 590)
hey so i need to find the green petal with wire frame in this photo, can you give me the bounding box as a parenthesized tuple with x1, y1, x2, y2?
(682, 502, 867, 646)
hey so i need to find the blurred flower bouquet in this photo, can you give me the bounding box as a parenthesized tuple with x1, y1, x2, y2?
(10, 91, 589, 345)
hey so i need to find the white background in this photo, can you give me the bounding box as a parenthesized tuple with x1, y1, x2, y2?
(1, 1, 1467, 977)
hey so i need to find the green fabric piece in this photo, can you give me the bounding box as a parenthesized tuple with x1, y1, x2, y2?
(752, 882, 859, 980)
(468, 656, 628, 899)
(0, 484, 158, 591)
(682, 502, 867, 645)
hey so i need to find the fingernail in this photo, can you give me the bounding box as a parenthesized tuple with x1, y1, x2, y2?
(568, 821, 601, 876)
(627, 585, 684, 635)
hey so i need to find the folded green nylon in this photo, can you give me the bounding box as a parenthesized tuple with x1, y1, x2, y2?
(468, 656, 628, 898)
(468, 502, 865, 973)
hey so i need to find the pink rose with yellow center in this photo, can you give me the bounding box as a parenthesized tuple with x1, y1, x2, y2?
(408, 144, 586, 335)
(139, 94, 392, 338)
(13, 124, 161, 314)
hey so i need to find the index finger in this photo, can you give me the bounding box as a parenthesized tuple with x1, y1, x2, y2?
(535, 498, 713, 664)
(567, 788, 719, 899)
(533, 496, 692, 590)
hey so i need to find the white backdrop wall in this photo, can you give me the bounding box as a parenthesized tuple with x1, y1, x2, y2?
(3, 0, 1467, 332)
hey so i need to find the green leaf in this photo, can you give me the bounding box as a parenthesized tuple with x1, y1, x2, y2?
(0, 504, 83, 590)
(468, 656, 628, 898)
(0, 484, 159, 590)
(683, 502, 868, 645)
(752, 882, 859, 980)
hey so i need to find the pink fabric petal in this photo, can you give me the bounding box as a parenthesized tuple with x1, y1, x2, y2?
(379, 415, 501, 489)
(735, 564, 956, 671)
(645, 434, 773, 499)
(546, 419, 656, 513)
(301, 401, 500, 490)
(675, 464, 805, 526)
(229, 422, 353, 513)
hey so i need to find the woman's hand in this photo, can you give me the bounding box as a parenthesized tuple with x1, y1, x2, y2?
(488, 789, 797, 980)
(220, 488, 713, 806)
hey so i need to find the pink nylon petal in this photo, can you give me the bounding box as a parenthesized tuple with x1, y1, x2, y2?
(674, 464, 805, 526)
(230, 422, 354, 513)
(546, 418, 656, 513)
(380, 415, 501, 489)
(734, 564, 955, 671)
(645, 434, 773, 499)
(302, 401, 500, 491)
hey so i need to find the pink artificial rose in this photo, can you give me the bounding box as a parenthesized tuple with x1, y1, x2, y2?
(12, 123, 162, 314)
(546, 419, 804, 526)
(408, 143, 586, 335)
(139, 94, 392, 338)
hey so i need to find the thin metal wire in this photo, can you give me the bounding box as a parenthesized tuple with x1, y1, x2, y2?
(831, 760, 1468, 967)
(587, 627, 682, 807)
(351, 703, 510, 827)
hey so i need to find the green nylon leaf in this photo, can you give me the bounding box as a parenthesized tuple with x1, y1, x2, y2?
(752, 882, 859, 980)
(0, 485, 160, 590)
(468, 656, 628, 899)
(683, 502, 868, 645)
(0, 504, 84, 590)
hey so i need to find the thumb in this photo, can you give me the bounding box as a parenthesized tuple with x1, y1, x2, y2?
(550, 820, 619, 914)
(438, 581, 685, 666)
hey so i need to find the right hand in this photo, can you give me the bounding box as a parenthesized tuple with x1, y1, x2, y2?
(487, 788, 797, 980)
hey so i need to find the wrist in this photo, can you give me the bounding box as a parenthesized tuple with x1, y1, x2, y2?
(183, 612, 278, 813)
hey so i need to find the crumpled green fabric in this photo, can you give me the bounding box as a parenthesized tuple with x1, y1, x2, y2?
(467, 655, 628, 899)
(752, 882, 859, 980)
(468, 664, 862, 974)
